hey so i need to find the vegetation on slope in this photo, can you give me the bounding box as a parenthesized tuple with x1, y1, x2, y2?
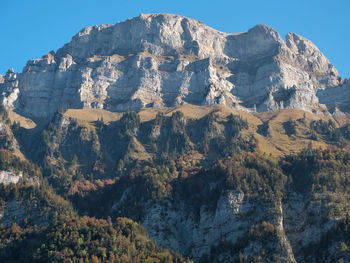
(0, 143, 190, 263)
(2, 105, 350, 262)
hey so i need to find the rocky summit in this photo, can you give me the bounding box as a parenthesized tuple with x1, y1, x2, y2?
(1, 14, 350, 263)
(0, 13, 346, 119)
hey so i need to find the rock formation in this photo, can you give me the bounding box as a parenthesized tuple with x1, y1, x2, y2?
(0, 170, 22, 185)
(318, 78, 350, 112)
(0, 13, 345, 119)
(0, 68, 19, 109)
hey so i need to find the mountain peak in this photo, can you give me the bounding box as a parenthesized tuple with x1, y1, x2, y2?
(138, 13, 186, 19)
(285, 32, 320, 55)
(0, 14, 344, 119)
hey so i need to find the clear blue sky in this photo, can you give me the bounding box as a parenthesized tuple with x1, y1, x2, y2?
(1, 0, 349, 77)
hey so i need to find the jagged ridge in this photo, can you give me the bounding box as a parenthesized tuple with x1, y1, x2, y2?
(0, 13, 345, 119)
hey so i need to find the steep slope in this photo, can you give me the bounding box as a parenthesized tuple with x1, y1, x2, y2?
(1, 13, 350, 263)
(11, 105, 347, 262)
(0, 131, 190, 263)
(1, 101, 350, 262)
(69, 139, 350, 262)
(318, 78, 350, 112)
(0, 13, 343, 119)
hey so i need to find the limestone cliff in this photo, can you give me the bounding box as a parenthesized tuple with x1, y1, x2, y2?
(318, 78, 350, 113)
(0, 14, 344, 119)
(115, 186, 344, 262)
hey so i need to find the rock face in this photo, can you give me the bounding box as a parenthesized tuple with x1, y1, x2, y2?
(131, 189, 337, 262)
(0, 69, 19, 109)
(0, 13, 345, 119)
(0, 170, 22, 185)
(140, 191, 292, 262)
(318, 78, 350, 113)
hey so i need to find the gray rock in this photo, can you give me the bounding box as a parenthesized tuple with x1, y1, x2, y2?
(0, 69, 19, 109)
(318, 78, 350, 113)
(0, 170, 22, 185)
(140, 191, 270, 260)
(0, 13, 345, 119)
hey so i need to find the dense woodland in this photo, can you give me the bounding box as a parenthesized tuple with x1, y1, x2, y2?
(1, 106, 350, 262)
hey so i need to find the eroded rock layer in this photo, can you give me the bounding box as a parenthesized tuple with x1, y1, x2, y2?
(0, 14, 345, 119)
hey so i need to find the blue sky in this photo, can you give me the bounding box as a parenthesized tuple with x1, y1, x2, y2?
(1, 0, 349, 77)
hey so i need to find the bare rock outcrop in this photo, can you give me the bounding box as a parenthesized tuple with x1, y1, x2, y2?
(318, 78, 350, 113)
(0, 68, 19, 109)
(0, 13, 344, 119)
(141, 190, 296, 262)
(0, 170, 22, 185)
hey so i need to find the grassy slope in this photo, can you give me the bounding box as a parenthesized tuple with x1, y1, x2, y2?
(15, 105, 350, 158)
(8, 110, 36, 129)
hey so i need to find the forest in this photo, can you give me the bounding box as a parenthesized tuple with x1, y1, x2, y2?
(0, 106, 350, 262)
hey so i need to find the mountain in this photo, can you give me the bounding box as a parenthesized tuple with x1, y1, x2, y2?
(3, 104, 349, 262)
(0, 13, 346, 120)
(1, 14, 350, 263)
